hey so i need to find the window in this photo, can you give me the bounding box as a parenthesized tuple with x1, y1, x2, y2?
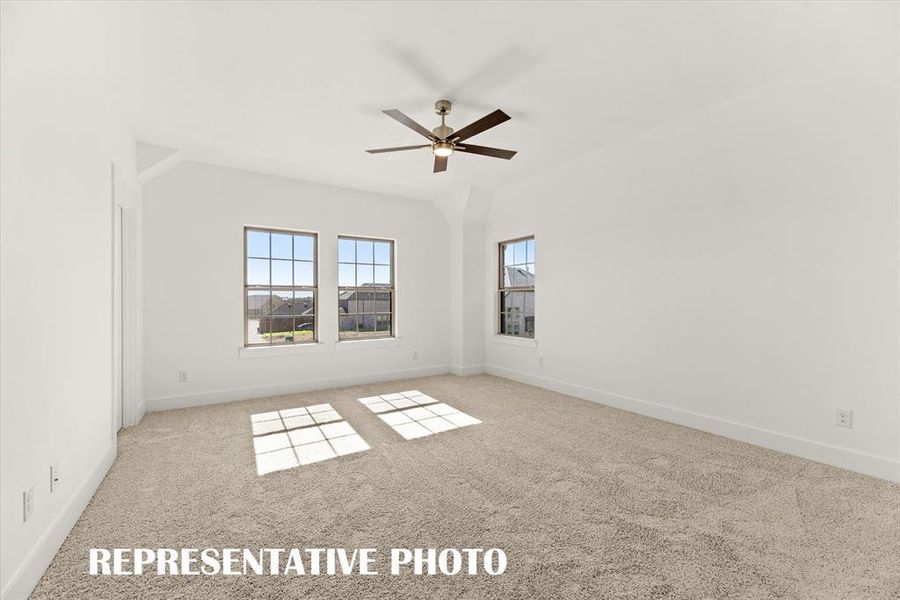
(244, 227, 317, 346)
(498, 237, 535, 338)
(338, 236, 394, 340)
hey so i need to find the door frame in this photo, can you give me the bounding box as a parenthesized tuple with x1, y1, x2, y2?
(110, 162, 142, 439)
(113, 202, 123, 433)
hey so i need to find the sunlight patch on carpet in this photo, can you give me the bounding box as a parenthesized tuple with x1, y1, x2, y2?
(250, 404, 369, 475)
(359, 393, 481, 440)
(357, 390, 439, 413)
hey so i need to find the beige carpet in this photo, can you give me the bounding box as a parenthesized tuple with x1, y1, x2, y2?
(32, 375, 900, 599)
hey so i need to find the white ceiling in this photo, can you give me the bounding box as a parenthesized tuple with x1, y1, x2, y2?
(115, 1, 882, 201)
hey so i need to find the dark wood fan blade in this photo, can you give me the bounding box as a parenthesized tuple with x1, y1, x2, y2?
(383, 109, 435, 141)
(455, 144, 517, 160)
(449, 109, 510, 142)
(433, 155, 448, 173)
(366, 144, 430, 154)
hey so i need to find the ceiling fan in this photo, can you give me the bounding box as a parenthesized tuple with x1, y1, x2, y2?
(366, 100, 516, 173)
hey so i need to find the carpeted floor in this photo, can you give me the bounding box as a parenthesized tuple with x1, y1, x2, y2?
(32, 375, 900, 599)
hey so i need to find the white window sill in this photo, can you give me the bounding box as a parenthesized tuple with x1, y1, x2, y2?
(491, 334, 537, 348)
(335, 337, 400, 351)
(239, 343, 326, 359)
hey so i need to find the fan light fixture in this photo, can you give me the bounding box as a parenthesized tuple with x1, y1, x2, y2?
(366, 100, 516, 173)
(432, 141, 454, 157)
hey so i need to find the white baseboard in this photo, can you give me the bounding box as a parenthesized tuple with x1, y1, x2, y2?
(485, 364, 900, 483)
(449, 364, 485, 376)
(1, 443, 117, 600)
(146, 364, 453, 412)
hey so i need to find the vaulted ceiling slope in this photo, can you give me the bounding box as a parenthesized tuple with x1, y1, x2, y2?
(109, 1, 896, 200)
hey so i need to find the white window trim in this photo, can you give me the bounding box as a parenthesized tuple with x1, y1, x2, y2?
(491, 334, 537, 349)
(497, 235, 535, 340)
(243, 226, 319, 348)
(238, 343, 326, 359)
(337, 234, 397, 341)
(334, 337, 401, 351)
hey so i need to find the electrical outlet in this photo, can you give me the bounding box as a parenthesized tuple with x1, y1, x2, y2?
(538, 356, 544, 367)
(412, 350, 418, 360)
(50, 464, 59, 493)
(177, 370, 188, 383)
(23, 487, 34, 522)
(835, 409, 853, 428)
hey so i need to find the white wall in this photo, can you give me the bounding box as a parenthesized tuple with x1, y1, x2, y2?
(0, 3, 139, 597)
(142, 162, 451, 409)
(483, 27, 900, 480)
(434, 188, 467, 371)
(435, 186, 493, 375)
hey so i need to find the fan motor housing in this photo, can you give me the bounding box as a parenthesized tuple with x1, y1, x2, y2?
(432, 124, 454, 139)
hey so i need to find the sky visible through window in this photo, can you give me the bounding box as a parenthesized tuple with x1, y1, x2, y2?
(246, 230, 315, 286)
(338, 236, 394, 339)
(499, 237, 535, 338)
(245, 228, 317, 346)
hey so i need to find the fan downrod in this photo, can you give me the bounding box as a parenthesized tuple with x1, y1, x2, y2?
(432, 99, 454, 139)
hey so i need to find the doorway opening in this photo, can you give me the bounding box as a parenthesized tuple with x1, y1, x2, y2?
(111, 163, 141, 436)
